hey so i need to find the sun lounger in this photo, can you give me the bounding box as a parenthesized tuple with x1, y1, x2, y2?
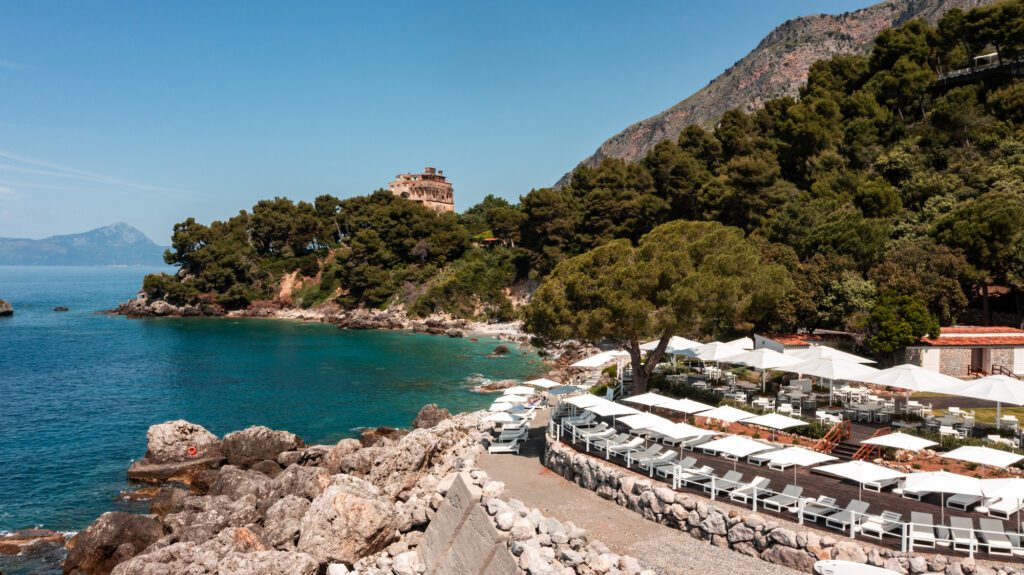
(638, 451, 677, 475)
(949, 516, 977, 553)
(730, 477, 770, 504)
(605, 437, 644, 458)
(746, 452, 773, 466)
(680, 434, 713, 451)
(705, 471, 744, 496)
(802, 496, 839, 523)
(947, 493, 983, 511)
(762, 485, 803, 512)
(625, 445, 663, 467)
(655, 456, 696, 479)
(978, 518, 1014, 557)
(487, 439, 521, 454)
(825, 499, 870, 531)
(576, 422, 609, 437)
(675, 465, 715, 489)
(988, 498, 1024, 521)
(859, 511, 902, 540)
(895, 486, 931, 501)
(582, 429, 616, 450)
(863, 477, 900, 493)
(909, 512, 939, 549)
(496, 428, 528, 442)
(594, 433, 629, 452)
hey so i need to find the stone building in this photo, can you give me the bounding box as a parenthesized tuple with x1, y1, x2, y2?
(388, 167, 454, 213)
(905, 326, 1024, 377)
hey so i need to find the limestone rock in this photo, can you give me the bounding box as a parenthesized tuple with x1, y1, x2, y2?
(325, 438, 363, 473)
(359, 426, 409, 448)
(0, 299, 12, 316)
(296, 476, 398, 564)
(221, 426, 304, 467)
(207, 465, 272, 501)
(64, 511, 164, 575)
(263, 495, 310, 551)
(144, 421, 221, 464)
(412, 404, 451, 429)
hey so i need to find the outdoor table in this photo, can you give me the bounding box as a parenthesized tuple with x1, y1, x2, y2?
(932, 415, 963, 427)
(735, 381, 757, 391)
(855, 402, 884, 422)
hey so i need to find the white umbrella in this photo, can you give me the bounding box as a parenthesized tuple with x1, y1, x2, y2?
(698, 405, 757, 424)
(564, 395, 605, 409)
(904, 471, 983, 522)
(725, 348, 803, 392)
(646, 421, 717, 442)
(547, 385, 579, 396)
(783, 357, 880, 404)
(760, 446, 837, 485)
(861, 364, 963, 394)
(726, 337, 754, 350)
(483, 412, 521, 424)
(746, 411, 806, 441)
(640, 335, 701, 354)
(953, 375, 1024, 429)
(684, 341, 745, 362)
(524, 378, 561, 389)
(942, 445, 1024, 468)
(786, 345, 875, 364)
(859, 432, 937, 451)
(501, 394, 530, 404)
(570, 350, 629, 368)
(699, 434, 775, 469)
(618, 413, 673, 430)
(585, 402, 641, 418)
(489, 402, 513, 412)
(982, 477, 1024, 527)
(660, 398, 715, 415)
(815, 460, 905, 499)
(622, 392, 674, 408)
(502, 386, 536, 396)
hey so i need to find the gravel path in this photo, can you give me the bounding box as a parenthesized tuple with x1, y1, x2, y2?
(477, 414, 802, 575)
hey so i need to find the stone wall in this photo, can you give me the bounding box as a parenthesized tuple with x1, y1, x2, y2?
(543, 437, 1020, 575)
(991, 348, 1014, 371)
(939, 348, 972, 377)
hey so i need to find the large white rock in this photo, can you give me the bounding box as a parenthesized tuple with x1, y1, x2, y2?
(296, 475, 398, 564)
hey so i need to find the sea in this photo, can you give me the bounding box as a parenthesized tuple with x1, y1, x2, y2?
(0, 265, 543, 574)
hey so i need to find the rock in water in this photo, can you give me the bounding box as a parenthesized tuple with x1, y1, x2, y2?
(412, 404, 451, 429)
(54, 306, 70, 312)
(297, 476, 398, 564)
(222, 425, 304, 467)
(146, 420, 221, 463)
(63, 511, 164, 575)
(0, 299, 12, 316)
(492, 344, 511, 355)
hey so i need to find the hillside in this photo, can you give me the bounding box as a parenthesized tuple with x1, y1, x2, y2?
(0, 223, 167, 266)
(557, 0, 991, 186)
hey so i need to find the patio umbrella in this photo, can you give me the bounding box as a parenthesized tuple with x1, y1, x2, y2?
(783, 357, 880, 404)
(698, 434, 776, 469)
(622, 392, 674, 408)
(570, 350, 629, 368)
(645, 421, 720, 455)
(501, 394, 529, 404)
(862, 364, 964, 415)
(760, 446, 837, 485)
(814, 460, 905, 499)
(982, 477, 1024, 528)
(725, 348, 803, 392)
(726, 337, 754, 350)
(640, 335, 702, 353)
(524, 378, 561, 389)
(859, 432, 938, 451)
(745, 412, 806, 440)
(942, 445, 1024, 468)
(502, 386, 537, 396)
(489, 402, 513, 412)
(683, 341, 745, 362)
(697, 404, 757, 424)
(660, 397, 715, 416)
(585, 401, 640, 424)
(951, 375, 1024, 430)
(903, 470, 983, 523)
(547, 385, 579, 396)
(564, 394, 605, 409)
(786, 345, 875, 364)
(618, 412, 673, 430)
(482, 412, 521, 424)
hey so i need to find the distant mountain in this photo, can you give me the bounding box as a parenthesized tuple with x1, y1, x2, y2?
(0, 223, 168, 266)
(557, 0, 991, 186)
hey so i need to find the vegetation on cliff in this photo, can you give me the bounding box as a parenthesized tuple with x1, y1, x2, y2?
(144, 1, 1024, 356)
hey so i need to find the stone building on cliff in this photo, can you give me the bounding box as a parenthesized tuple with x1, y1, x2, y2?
(388, 167, 454, 213)
(905, 326, 1024, 378)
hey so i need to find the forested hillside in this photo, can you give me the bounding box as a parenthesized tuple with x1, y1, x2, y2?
(141, 1, 1024, 357)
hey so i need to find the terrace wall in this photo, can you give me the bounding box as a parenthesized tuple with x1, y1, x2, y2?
(543, 436, 1020, 575)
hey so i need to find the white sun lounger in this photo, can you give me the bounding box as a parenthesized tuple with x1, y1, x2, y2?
(947, 493, 983, 511)
(487, 439, 521, 454)
(988, 498, 1024, 521)
(802, 496, 839, 523)
(825, 499, 870, 531)
(675, 465, 715, 489)
(978, 518, 1015, 557)
(729, 477, 770, 504)
(655, 456, 696, 480)
(625, 445, 663, 467)
(909, 512, 938, 549)
(949, 516, 977, 553)
(605, 437, 644, 458)
(762, 485, 803, 512)
(859, 511, 902, 540)
(705, 471, 744, 496)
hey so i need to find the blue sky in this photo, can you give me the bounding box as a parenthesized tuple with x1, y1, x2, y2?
(0, 0, 872, 243)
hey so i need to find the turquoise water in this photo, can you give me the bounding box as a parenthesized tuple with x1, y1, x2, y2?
(0, 266, 541, 539)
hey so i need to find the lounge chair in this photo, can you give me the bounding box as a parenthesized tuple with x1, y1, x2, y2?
(496, 428, 527, 442)
(947, 493, 983, 511)
(487, 439, 521, 454)
(762, 485, 803, 512)
(625, 445, 663, 467)
(594, 433, 629, 453)
(825, 499, 870, 531)
(988, 498, 1024, 521)
(802, 496, 839, 523)
(949, 516, 977, 553)
(978, 518, 1014, 557)
(655, 456, 696, 479)
(747, 452, 773, 466)
(582, 429, 616, 451)
(729, 477, 770, 504)
(675, 465, 715, 490)
(909, 512, 939, 549)
(679, 434, 714, 451)
(638, 451, 677, 475)
(705, 470, 744, 496)
(859, 511, 903, 540)
(605, 437, 644, 458)
(863, 476, 900, 493)
(576, 422, 609, 438)
(895, 485, 931, 501)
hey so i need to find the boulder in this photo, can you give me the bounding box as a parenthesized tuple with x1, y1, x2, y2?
(143, 420, 222, 464)
(221, 426, 304, 467)
(161, 494, 260, 539)
(296, 475, 398, 564)
(359, 426, 409, 448)
(492, 345, 511, 355)
(263, 495, 310, 551)
(64, 511, 164, 575)
(267, 464, 333, 502)
(412, 404, 451, 429)
(54, 306, 70, 312)
(0, 529, 65, 556)
(148, 487, 189, 517)
(325, 438, 363, 473)
(126, 456, 223, 485)
(0, 299, 12, 316)
(207, 465, 272, 501)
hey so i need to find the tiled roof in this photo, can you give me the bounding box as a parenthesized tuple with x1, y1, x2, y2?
(765, 333, 826, 347)
(921, 325, 1024, 346)
(940, 326, 1024, 334)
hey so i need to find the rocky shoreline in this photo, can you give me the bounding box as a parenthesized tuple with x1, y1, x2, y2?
(5, 404, 651, 575)
(113, 293, 533, 344)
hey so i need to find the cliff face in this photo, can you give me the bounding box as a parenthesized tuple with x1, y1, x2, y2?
(557, 0, 992, 186)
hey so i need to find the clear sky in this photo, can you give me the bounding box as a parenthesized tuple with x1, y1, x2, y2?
(0, 0, 873, 243)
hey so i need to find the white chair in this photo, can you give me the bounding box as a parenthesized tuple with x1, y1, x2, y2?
(939, 425, 958, 438)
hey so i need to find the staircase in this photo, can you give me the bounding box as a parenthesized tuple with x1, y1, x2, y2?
(830, 441, 861, 462)
(828, 424, 886, 461)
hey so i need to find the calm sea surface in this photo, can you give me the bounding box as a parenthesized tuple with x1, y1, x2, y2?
(0, 266, 541, 546)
